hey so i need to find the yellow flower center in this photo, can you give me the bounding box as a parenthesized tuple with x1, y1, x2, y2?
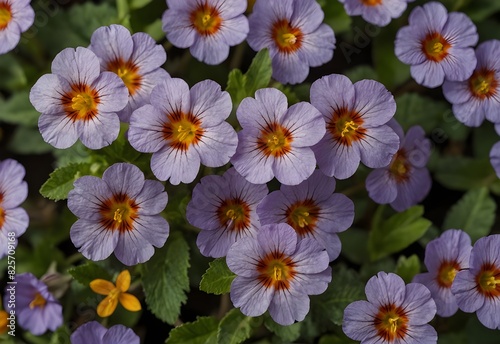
(389, 149, 410, 182)
(340, 120, 359, 137)
(62, 84, 100, 122)
(71, 93, 96, 113)
(285, 199, 320, 237)
(475, 263, 500, 298)
(272, 19, 302, 53)
(191, 4, 222, 36)
(163, 112, 204, 151)
(437, 262, 459, 288)
(217, 198, 251, 232)
(374, 304, 408, 342)
(469, 69, 498, 99)
(257, 122, 293, 157)
(0, 4, 12, 30)
(329, 109, 366, 147)
(107, 59, 142, 95)
(479, 273, 500, 292)
(257, 252, 297, 290)
(100, 193, 139, 232)
(422, 32, 450, 62)
(29, 293, 47, 309)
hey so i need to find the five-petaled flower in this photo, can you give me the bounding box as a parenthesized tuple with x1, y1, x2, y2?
(452, 234, 500, 330)
(128, 78, 238, 185)
(310, 73, 399, 180)
(162, 0, 249, 65)
(30, 47, 129, 149)
(187, 168, 268, 258)
(247, 0, 335, 84)
(395, 1, 478, 88)
(413, 229, 472, 317)
(68, 163, 169, 265)
(0, 0, 34, 54)
(227, 223, 331, 325)
(71, 321, 140, 344)
(338, 0, 408, 27)
(343, 272, 437, 344)
(90, 270, 141, 318)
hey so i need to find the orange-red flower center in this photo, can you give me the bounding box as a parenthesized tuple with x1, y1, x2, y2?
(107, 58, 142, 96)
(476, 263, 500, 298)
(61, 84, 100, 122)
(190, 3, 222, 36)
(272, 19, 303, 54)
(469, 69, 498, 100)
(216, 198, 251, 232)
(0, 192, 5, 230)
(29, 293, 47, 309)
(162, 112, 204, 151)
(0, 2, 12, 30)
(285, 199, 320, 237)
(257, 122, 293, 157)
(328, 108, 366, 146)
(99, 193, 139, 232)
(422, 32, 451, 62)
(389, 149, 411, 182)
(362, 0, 382, 6)
(257, 250, 296, 291)
(373, 303, 409, 342)
(436, 261, 460, 288)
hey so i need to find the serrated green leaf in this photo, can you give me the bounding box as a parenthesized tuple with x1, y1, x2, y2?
(395, 255, 420, 283)
(68, 262, 113, 286)
(217, 308, 262, 344)
(39, 163, 93, 201)
(142, 231, 190, 324)
(311, 266, 365, 326)
(442, 188, 496, 242)
(200, 258, 236, 295)
(166, 317, 218, 344)
(368, 206, 431, 261)
(394, 93, 446, 133)
(434, 157, 498, 191)
(264, 316, 301, 343)
(226, 49, 272, 107)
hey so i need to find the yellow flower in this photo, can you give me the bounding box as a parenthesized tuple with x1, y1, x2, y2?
(90, 270, 141, 317)
(0, 310, 7, 334)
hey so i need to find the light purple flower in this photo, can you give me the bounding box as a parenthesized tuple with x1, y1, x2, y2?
(257, 169, 354, 261)
(310, 74, 399, 180)
(68, 163, 169, 265)
(452, 234, 500, 330)
(343, 272, 437, 344)
(89, 24, 170, 122)
(187, 168, 268, 258)
(5, 273, 62, 335)
(0, 0, 34, 54)
(71, 321, 139, 344)
(395, 1, 478, 88)
(0, 159, 28, 259)
(231, 88, 325, 185)
(30, 47, 129, 149)
(128, 78, 237, 185)
(490, 140, 500, 178)
(338, 0, 407, 27)
(227, 223, 331, 325)
(247, 0, 335, 84)
(413, 229, 472, 317)
(443, 40, 500, 126)
(366, 121, 431, 212)
(162, 0, 248, 65)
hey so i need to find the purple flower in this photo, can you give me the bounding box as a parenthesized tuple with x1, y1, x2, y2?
(443, 40, 500, 126)
(5, 273, 62, 335)
(30, 47, 129, 149)
(395, 1, 478, 88)
(71, 321, 139, 344)
(366, 121, 431, 212)
(413, 229, 472, 317)
(162, 0, 248, 65)
(310, 74, 399, 180)
(452, 234, 500, 330)
(89, 24, 169, 122)
(231, 88, 325, 185)
(187, 168, 268, 258)
(0, 159, 28, 258)
(247, 0, 335, 84)
(338, 0, 407, 27)
(257, 169, 354, 261)
(68, 163, 169, 265)
(0, 0, 34, 54)
(128, 78, 237, 185)
(490, 140, 500, 178)
(343, 272, 437, 344)
(227, 223, 331, 325)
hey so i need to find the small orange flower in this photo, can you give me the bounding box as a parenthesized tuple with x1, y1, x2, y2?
(90, 270, 141, 317)
(0, 310, 8, 334)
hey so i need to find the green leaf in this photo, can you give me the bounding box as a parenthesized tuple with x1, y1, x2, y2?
(142, 231, 190, 324)
(311, 266, 365, 326)
(39, 163, 93, 201)
(0, 54, 27, 91)
(0, 90, 40, 126)
(442, 188, 496, 242)
(226, 49, 272, 107)
(394, 93, 446, 133)
(68, 262, 113, 286)
(129, 0, 154, 10)
(320, 0, 352, 34)
(395, 255, 420, 283)
(166, 317, 218, 344)
(217, 308, 262, 344)
(434, 157, 498, 191)
(463, 0, 500, 21)
(7, 126, 53, 154)
(368, 206, 432, 261)
(264, 316, 301, 343)
(339, 228, 370, 265)
(49, 326, 71, 344)
(199, 258, 236, 295)
(345, 65, 378, 83)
